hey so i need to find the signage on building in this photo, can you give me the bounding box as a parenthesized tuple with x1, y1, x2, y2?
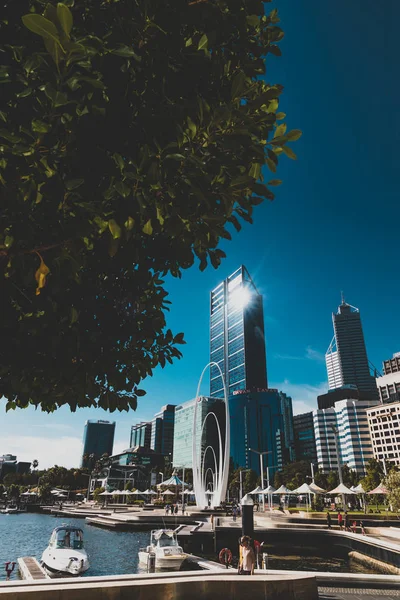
(233, 388, 277, 395)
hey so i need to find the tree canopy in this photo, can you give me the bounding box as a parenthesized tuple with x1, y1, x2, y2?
(0, 0, 299, 413)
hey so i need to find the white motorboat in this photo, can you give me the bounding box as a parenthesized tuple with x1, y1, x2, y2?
(41, 525, 89, 577)
(138, 529, 187, 570)
(1, 506, 19, 514)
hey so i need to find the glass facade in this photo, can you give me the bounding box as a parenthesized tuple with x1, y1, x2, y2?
(229, 390, 284, 478)
(210, 266, 267, 398)
(81, 420, 115, 468)
(293, 412, 317, 463)
(150, 404, 176, 458)
(172, 397, 225, 469)
(130, 422, 151, 449)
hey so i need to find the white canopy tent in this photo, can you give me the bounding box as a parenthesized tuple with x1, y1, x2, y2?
(351, 484, 366, 494)
(308, 483, 326, 494)
(249, 486, 264, 495)
(327, 483, 356, 495)
(161, 489, 175, 496)
(275, 485, 294, 494)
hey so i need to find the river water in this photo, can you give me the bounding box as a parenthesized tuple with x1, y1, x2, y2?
(0, 512, 149, 581)
(0, 513, 375, 581)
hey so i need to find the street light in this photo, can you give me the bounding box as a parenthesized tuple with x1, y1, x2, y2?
(330, 424, 345, 509)
(249, 449, 272, 512)
(239, 469, 251, 502)
(159, 472, 164, 484)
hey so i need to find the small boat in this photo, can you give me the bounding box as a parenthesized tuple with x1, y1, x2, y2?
(1, 506, 19, 514)
(41, 525, 89, 577)
(138, 529, 187, 570)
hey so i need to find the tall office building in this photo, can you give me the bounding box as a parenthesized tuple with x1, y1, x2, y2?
(130, 422, 151, 449)
(314, 399, 378, 475)
(279, 392, 296, 463)
(150, 404, 176, 457)
(210, 266, 267, 398)
(172, 397, 225, 469)
(325, 298, 378, 400)
(366, 401, 400, 466)
(293, 412, 317, 463)
(81, 420, 115, 468)
(229, 389, 285, 477)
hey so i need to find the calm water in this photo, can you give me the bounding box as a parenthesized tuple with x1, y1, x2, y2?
(0, 512, 149, 581)
(0, 513, 376, 581)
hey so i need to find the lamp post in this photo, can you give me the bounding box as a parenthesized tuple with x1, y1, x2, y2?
(330, 425, 345, 509)
(159, 472, 164, 484)
(239, 469, 251, 503)
(249, 449, 272, 512)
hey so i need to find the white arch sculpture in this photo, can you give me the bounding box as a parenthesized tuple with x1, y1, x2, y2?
(192, 362, 230, 507)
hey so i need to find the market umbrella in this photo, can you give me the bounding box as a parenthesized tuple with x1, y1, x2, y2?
(162, 490, 175, 496)
(142, 489, 157, 495)
(261, 485, 276, 494)
(308, 483, 326, 494)
(131, 489, 144, 495)
(249, 486, 264, 494)
(99, 491, 113, 496)
(327, 483, 356, 495)
(351, 484, 365, 494)
(293, 483, 315, 494)
(368, 484, 388, 495)
(157, 475, 186, 488)
(275, 485, 294, 494)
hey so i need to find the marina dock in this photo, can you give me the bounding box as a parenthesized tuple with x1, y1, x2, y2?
(17, 557, 49, 581)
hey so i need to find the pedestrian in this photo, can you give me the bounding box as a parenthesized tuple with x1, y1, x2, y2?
(351, 520, 357, 534)
(337, 510, 343, 530)
(232, 505, 237, 522)
(344, 512, 350, 532)
(238, 536, 255, 575)
(326, 510, 332, 529)
(360, 520, 366, 536)
(164, 504, 168, 515)
(174, 504, 178, 515)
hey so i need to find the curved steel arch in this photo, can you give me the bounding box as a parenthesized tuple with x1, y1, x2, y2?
(192, 362, 230, 507)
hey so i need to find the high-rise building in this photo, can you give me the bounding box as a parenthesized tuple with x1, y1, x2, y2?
(366, 401, 400, 466)
(293, 412, 317, 463)
(81, 420, 115, 468)
(130, 422, 151, 449)
(0, 455, 31, 482)
(210, 266, 267, 398)
(314, 398, 378, 475)
(325, 298, 378, 400)
(229, 390, 285, 477)
(376, 353, 400, 404)
(150, 404, 176, 458)
(172, 397, 225, 469)
(279, 392, 296, 463)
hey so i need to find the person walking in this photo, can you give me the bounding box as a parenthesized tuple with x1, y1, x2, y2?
(337, 510, 343, 530)
(238, 536, 255, 575)
(360, 520, 366, 536)
(232, 505, 237, 522)
(326, 510, 332, 529)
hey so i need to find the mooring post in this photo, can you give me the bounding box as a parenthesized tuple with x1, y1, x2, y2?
(241, 494, 254, 538)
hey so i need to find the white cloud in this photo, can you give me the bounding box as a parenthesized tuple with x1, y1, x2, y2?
(1, 435, 83, 469)
(271, 379, 328, 415)
(305, 346, 325, 363)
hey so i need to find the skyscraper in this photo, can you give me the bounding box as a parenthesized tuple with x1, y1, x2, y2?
(325, 297, 378, 400)
(293, 412, 317, 463)
(81, 420, 115, 468)
(210, 266, 267, 398)
(130, 422, 151, 449)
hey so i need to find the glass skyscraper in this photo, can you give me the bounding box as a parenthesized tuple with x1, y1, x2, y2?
(210, 266, 267, 397)
(325, 298, 378, 400)
(81, 420, 115, 468)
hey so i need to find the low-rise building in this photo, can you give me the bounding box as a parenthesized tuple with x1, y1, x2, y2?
(366, 401, 400, 466)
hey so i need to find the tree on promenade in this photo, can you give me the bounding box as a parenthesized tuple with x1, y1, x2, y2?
(0, 0, 299, 413)
(385, 470, 400, 513)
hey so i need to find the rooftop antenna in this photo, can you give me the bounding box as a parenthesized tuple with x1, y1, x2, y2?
(341, 290, 345, 305)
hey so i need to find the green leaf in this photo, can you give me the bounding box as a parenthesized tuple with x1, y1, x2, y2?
(185, 37, 193, 47)
(173, 332, 186, 344)
(56, 3, 73, 38)
(32, 119, 50, 133)
(248, 163, 261, 180)
(136, 389, 146, 397)
(70, 307, 79, 324)
(198, 34, 208, 51)
(142, 220, 153, 235)
(286, 129, 302, 141)
(276, 112, 286, 120)
(231, 71, 246, 100)
(111, 46, 141, 61)
(108, 219, 121, 239)
(65, 178, 84, 190)
(268, 179, 282, 186)
(281, 145, 297, 160)
(21, 14, 63, 50)
(4, 235, 14, 248)
(265, 158, 277, 173)
(124, 216, 135, 230)
(187, 117, 197, 138)
(274, 123, 287, 138)
(246, 15, 260, 27)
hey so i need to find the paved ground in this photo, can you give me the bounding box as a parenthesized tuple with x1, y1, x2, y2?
(319, 588, 400, 599)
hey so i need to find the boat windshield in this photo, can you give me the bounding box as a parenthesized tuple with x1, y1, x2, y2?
(54, 529, 84, 549)
(157, 534, 178, 547)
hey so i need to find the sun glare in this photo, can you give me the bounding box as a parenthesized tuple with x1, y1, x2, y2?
(229, 285, 251, 309)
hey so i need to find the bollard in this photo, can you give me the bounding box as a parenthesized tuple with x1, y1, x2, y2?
(147, 552, 156, 573)
(240, 494, 254, 538)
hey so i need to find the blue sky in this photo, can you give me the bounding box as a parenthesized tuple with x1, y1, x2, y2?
(2, 0, 399, 468)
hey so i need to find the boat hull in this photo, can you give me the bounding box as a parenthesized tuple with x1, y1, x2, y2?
(138, 551, 187, 570)
(41, 548, 89, 577)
